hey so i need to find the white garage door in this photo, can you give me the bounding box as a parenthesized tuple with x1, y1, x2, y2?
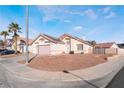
(38, 45, 50, 55)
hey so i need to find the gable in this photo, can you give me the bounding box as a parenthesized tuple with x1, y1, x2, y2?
(111, 43, 118, 48)
(32, 35, 50, 45)
(60, 34, 92, 46)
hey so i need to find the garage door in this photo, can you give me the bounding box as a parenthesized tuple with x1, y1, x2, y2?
(38, 45, 50, 55)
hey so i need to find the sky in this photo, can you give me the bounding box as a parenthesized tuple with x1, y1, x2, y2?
(0, 5, 124, 43)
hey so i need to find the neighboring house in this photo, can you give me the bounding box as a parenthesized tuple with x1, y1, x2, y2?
(11, 37, 33, 53)
(59, 34, 93, 54)
(94, 42, 118, 54)
(29, 34, 93, 55)
(95, 42, 118, 49)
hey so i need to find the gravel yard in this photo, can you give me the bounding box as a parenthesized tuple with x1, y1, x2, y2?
(20, 54, 113, 72)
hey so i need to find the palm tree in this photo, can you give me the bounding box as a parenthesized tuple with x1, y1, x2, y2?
(8, 22, 21, 53)
(0, 40, 5, 48)
(0, 31, 9, 42)
(0, 31, 9, 48)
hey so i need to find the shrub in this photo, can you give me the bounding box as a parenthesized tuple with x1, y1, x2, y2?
(69, 51, 74, 54)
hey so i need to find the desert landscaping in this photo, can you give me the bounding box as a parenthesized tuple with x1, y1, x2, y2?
(19, 54, 113, 71)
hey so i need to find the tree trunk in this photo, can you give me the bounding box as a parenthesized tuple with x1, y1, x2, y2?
(14, 36, 18, 54)
(4, 35, 6, 49)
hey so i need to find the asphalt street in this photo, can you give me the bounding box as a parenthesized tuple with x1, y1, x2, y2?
(107, 66, 124, 88)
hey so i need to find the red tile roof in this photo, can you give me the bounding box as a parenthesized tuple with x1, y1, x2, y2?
(18, 37, 33, 45)
(95, 42, 116, 48)
(59, 34, 92, 46)
(31, 34, 64, 45)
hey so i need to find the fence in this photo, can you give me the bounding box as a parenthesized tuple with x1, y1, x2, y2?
(118, 48, 124, 55)
(93, 48, 118, 54)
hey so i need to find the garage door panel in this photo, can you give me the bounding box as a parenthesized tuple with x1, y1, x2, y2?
(38, 45, 50, 55)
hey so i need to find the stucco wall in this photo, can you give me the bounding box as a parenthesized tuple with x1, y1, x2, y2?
(111, 44, 118, 48)
(118, 48, 124, 55)
(62, 37, 92, 54)
(50, 43, 66, 55)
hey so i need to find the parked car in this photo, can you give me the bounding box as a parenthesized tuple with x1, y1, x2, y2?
(0, 49, 7, 52)
(0, 50, 15, 55)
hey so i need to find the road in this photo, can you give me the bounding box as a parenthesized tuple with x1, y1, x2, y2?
(107, 66, 124, 88)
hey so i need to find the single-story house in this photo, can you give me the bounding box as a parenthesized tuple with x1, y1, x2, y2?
(95, 42, 118, 49)
(29, 33, 93, 55)
(11, 37, 33, 53)
(94, 42, 119, 54)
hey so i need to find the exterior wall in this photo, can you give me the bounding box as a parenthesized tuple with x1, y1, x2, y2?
(111, 44, 118, 48)
(105, 48, 117, 54)
(50, 43, 66, 55)
(93, 48, 118, 54)
(118, 48, 124, 55)
(62, 37, 92, 54)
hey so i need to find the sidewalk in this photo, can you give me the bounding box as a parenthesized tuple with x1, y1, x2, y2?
(0, 55, 124, 87)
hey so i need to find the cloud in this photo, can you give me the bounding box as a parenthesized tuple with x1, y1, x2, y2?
(63, 20, 72, 23)
(38, 6, 70, 22)
(99, 7, 111, 13)
(65, 9, 98, 20)
(38, 6, 59, 22)
(73, 26, 84, 31)
(84, 9, 98, 20)
(104, 11, 116, 19)
(64, 10, 84, 16)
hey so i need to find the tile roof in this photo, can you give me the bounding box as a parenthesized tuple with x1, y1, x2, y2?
(42, 34, 64, 44)
(59, 34, 92, 46)
(95, 42, 116, 48)
(18, 37, 33, 45)
(31, 34, 64, 45)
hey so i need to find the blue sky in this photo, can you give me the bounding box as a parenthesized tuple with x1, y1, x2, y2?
(0, 5, 124, 43)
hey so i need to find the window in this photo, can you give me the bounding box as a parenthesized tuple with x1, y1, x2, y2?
(39, 38, 44, 41)
(44, 41, 50, 43)
(77, 44, 83, 51)
(65, 38, 70, 45)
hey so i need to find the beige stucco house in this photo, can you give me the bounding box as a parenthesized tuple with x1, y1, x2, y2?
(94, 42, 119, 54)
(11, 37, 33, 53)
(29, 34, 93, 55)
